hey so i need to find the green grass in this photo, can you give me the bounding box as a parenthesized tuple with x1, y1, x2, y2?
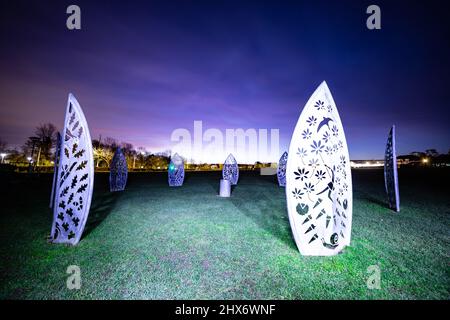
(0, 169, 449, 299)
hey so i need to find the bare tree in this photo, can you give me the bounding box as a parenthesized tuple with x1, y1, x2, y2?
(0, 137, 7, 152)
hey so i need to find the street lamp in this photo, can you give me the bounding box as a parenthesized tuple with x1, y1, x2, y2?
(0, 153, 7, 164)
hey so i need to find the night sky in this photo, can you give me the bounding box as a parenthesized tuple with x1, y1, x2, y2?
(0, 0, 449, 162)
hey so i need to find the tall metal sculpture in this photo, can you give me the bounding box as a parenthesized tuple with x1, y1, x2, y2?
(286, 81, 353, 256)
(277, 151, 288, 187)
(384, 125, 400, 212)
(110, 147, 128, 192)
(49, 132, 62, 208)
(168, 153, 185, 186)
(50, 94, 94, 245)
(223, 154, 239, 185)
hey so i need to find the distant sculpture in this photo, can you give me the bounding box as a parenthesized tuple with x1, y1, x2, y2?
(277, 151, 288, 186)
(384, 125, 400, 212)
(168, 153, 185, 186)
(50, 94, 94, 245)
(110, 147, 128, 192)
(49, 132, 62, 208)
(286, 81, 353, 256)
(223, 154, 239, 185)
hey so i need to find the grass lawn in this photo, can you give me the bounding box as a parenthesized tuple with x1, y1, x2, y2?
(0, 168, 449, 299)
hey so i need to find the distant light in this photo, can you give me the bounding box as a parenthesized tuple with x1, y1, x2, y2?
(422, 158, 429, 163)
(0, 153, 7, 163)
(366, 161, 371, 165)
(27, 157, 32, 161)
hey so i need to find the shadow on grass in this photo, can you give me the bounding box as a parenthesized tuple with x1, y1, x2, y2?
(82, 185, 121, 239)
(230, 192, 296, 250)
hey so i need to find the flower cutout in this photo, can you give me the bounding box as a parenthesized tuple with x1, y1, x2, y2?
(314, 100, 325, 110)
(306, 116, 317, 126)
(315, 170, 326, 180)
(296, 147, 307, 158)
(322, 131, 331, 143)
(303, 182, 315, 194)
(325, 146, 333, 155)
(310, 140, 324, 155)
(343, 183, 348, 192)
(331, 125, 339, 137)
(338, 188, 344, 197)
(340, 155, 346, 166)
(327, 105, 333, 113)
(335, 177, 341, 185)
(292, 188, 304, 199)
(294, 168, 310, 181)
(302, 129, 312, 140)
(333, 144, 338, 152)
(338, 140, 344, 149)
(308, 158, 319, 170)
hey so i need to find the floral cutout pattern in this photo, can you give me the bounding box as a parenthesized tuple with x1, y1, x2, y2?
(223, 153, 239, 185)
(168, 153, 185, 187)
(50, 94, 94, 245)
(110, 147, 128, 192)
(277, 151, 288, 187)
(286, 81, 352, 256)
(384, 125, 400, 212)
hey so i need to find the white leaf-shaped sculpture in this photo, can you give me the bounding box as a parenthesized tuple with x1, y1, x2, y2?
(277, 151, 288, 187)
(286, 81, 353, 256)
(384, 125, 400, 212)
(168, 153, 185, 186)
(223, 154, 239, 185)
(50, 94, 94, 245)
(110, 147, 128, 192)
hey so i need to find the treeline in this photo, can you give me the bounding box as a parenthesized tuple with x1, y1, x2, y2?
(0, 123, 172, 170)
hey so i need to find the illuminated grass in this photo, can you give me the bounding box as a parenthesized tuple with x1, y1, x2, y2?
(0, 169, 448, 299)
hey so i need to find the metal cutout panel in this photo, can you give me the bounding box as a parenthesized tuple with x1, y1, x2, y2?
(286, 81, 352, 256)
(384, 125, 400, 212)
(50, 94, 94, 245)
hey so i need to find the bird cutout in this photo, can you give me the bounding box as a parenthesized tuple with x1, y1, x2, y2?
(317, 117, 334, 132)
(285, 81, 353, 256)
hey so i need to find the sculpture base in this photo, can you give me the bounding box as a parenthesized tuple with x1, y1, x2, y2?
(219, 179, 231, 197)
